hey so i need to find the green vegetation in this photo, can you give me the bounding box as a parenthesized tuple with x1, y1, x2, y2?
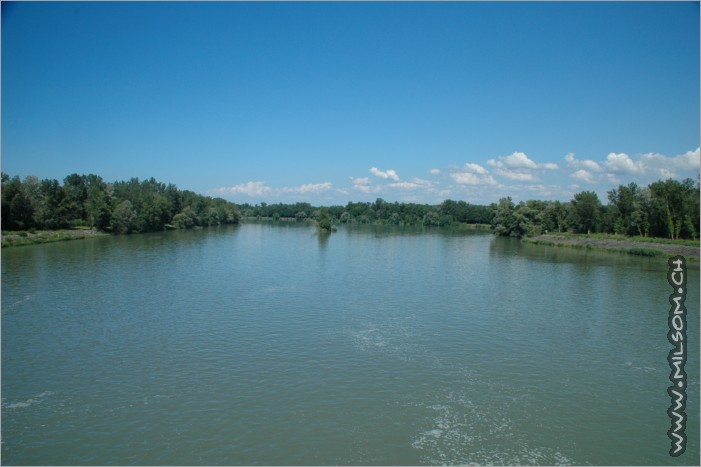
(625, 247, 665, 257)
(522, 231, 699, 262)
(239, 198, 492, 228)
(3, 171, 698, 256)
(1, 229, 108, 247)
(316, 207, 336, 233)
(542, 232, 699, 247)
(2, 173, 241, 238)
(525, 236, 670, 257)
(491, 178, 699, 241)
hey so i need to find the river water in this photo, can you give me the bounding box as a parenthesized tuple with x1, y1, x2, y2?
(2, 222, 698, 465)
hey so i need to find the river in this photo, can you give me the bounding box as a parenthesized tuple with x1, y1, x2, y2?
(2, 222, 698, 465)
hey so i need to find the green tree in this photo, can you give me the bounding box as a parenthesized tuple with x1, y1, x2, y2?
(571, 191, 602, 234)
(542, 201, 569, 233)
(608, 182, 642, 236)
(648, 179, 697, 239)
(515, 200, 546, 237)
(2, 175, 34, 230)
(422, 211, 440, 227)
(491, 197, 516, 236)
(85, 175, 112, 230)
(60, 173, 88, 225)
(317, 208, 334, 232)
(37, 179, 67, 229)
(172, 206, 197, 229)
(629, 187, 651, 237)
(111, 200, 138, 234)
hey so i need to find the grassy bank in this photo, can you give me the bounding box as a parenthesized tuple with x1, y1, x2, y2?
(523, 233, 700, 261)
(1, 229, 108, 248)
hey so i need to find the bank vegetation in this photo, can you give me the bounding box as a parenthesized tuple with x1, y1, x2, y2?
(2, 173, 698, 256)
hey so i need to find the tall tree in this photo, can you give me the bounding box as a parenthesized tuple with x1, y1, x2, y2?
(492, 197, 516, 236)
(648, 178, 697, 239)
(60, 173, 88, 225)
(111, 200, 138, 234)
(85, 175, 112, 229)
(2, 175, 34, 230)
(571, 191, 602, 234)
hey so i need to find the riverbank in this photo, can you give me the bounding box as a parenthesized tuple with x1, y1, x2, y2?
(1, 229, 108, 247)
(524, 233, 700, 261)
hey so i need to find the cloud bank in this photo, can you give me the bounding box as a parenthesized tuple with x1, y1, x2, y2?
(211, 148, 699, 205)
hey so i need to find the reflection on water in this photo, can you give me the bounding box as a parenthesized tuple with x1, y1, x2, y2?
(2, 224, 698, 465)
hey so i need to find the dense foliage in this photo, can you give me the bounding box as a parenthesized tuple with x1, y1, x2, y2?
(3, 172, 698, 242)
(239, 178, 699, 241)
(239, 198, 492, 227)
(491, 178, 700, 240)
(1, 173, 241, 233)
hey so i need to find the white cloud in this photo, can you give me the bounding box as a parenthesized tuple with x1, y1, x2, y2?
(388, 182, 422, 190)
(487, 151, 557, 170)
(526, 184, 555, 196)
(494, 168, 538, 182)
(605, 152, 643, 174)
(353, 186, 375, 194)
(214, 181, 272, 197)
(606, 173, 620, 185)
(429, 168, 441, 175)
(463, 163, 489, 174)
(450, 171, 498, 186)
(387, 178, 433, 190)
(565, 148, 698, 184)
(678, 147, 701, 169)
(659, 168, 676, 179)
(527, 184, 546, 191)
(565, 153, 603, 172)
(213, 181, 332, 199)
(570, 169, 595, 183)
(281, 182, 332, 194)
(451, 161, 505, 186)
(487, 152, 538, 169)
(488, 152, 534, 169)
(350, 176, 380, 194)
(640, 147, 700, 178)
(370, 167, 400, 181)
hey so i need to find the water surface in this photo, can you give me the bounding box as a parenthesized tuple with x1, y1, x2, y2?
(2, 223, 698, 465)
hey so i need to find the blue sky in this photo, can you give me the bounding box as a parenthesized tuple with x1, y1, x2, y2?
(2, 1, 699, 205)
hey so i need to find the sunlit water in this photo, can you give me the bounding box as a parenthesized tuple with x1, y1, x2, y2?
(2, 223, 699, 465)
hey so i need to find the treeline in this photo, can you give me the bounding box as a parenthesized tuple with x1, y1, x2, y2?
(3, 172, 697, 241)
(1, 173, 241, 233)
(240, 178, 699, 241)
(238, 198, 492, 227)
(492, 178, 700, 240)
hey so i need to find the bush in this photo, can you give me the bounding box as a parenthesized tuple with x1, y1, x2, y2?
(626, 247, 664, 257)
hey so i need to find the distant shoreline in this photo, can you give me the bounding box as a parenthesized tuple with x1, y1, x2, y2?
(524, 233, 700, 261)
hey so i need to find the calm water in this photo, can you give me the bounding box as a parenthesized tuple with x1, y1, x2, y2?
(2, 223, 699, 465)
